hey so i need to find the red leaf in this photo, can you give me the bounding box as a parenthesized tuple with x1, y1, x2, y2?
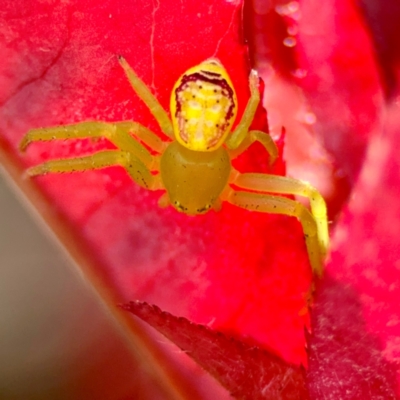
(0, 0, 314, 397)
(123, 301, 309, 400)
(243, 0, 400, 397)
(5, 0, 400, 398)
(296, 0, 383, 185)
(244, 0, 383, 219)
(307, 275, 399, 399)
(306, 95, 400, 399)
(243, 0, 298, 78)
(358, 0, 400, 97)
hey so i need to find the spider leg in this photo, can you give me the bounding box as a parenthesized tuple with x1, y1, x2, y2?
(231, 170, 329, 261)
(223, 187, 323, 276)
(20, 121, 166, 169)
(225, 70, 260, 149)
(26, 150, 162, 190)
(118, 56, 174, 139)
(227, 130, 278, 165)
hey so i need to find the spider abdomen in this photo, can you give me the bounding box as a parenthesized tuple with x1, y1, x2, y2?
(160, 141, 231, 215)
(170, 59, 237, 152)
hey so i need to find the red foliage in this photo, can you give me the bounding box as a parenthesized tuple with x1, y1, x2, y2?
(296, 0, 383, 185)
(2, 0, 400, 398)
(306, 100, 400, 399)
(0, 0, 313, 398)
(123, 301, 309, 400)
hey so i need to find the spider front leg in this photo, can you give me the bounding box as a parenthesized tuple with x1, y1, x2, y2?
(227, 130, 278, 165)
(225, 70, 278, 164)
(118, 56, 174, 138)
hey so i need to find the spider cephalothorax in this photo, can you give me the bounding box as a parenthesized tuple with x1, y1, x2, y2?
(20, 56, 329, 275)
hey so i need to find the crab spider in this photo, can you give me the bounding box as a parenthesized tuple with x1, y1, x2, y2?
(20, 56, 329, 276)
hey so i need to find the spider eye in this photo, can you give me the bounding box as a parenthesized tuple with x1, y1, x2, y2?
(174, 200, 188, 212)
(170, 59, 237, 152)
(196, 204, 212, 213)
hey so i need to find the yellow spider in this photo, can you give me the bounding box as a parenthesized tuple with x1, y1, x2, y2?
(19, 56, 328, 275)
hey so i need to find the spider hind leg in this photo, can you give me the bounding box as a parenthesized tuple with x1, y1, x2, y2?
(19, 121, 165, 167)
(225, 189, 323, 276)
(224, 183, 325, 276)
(232, 172, 329, 258)
(26, 150, 162, 191)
